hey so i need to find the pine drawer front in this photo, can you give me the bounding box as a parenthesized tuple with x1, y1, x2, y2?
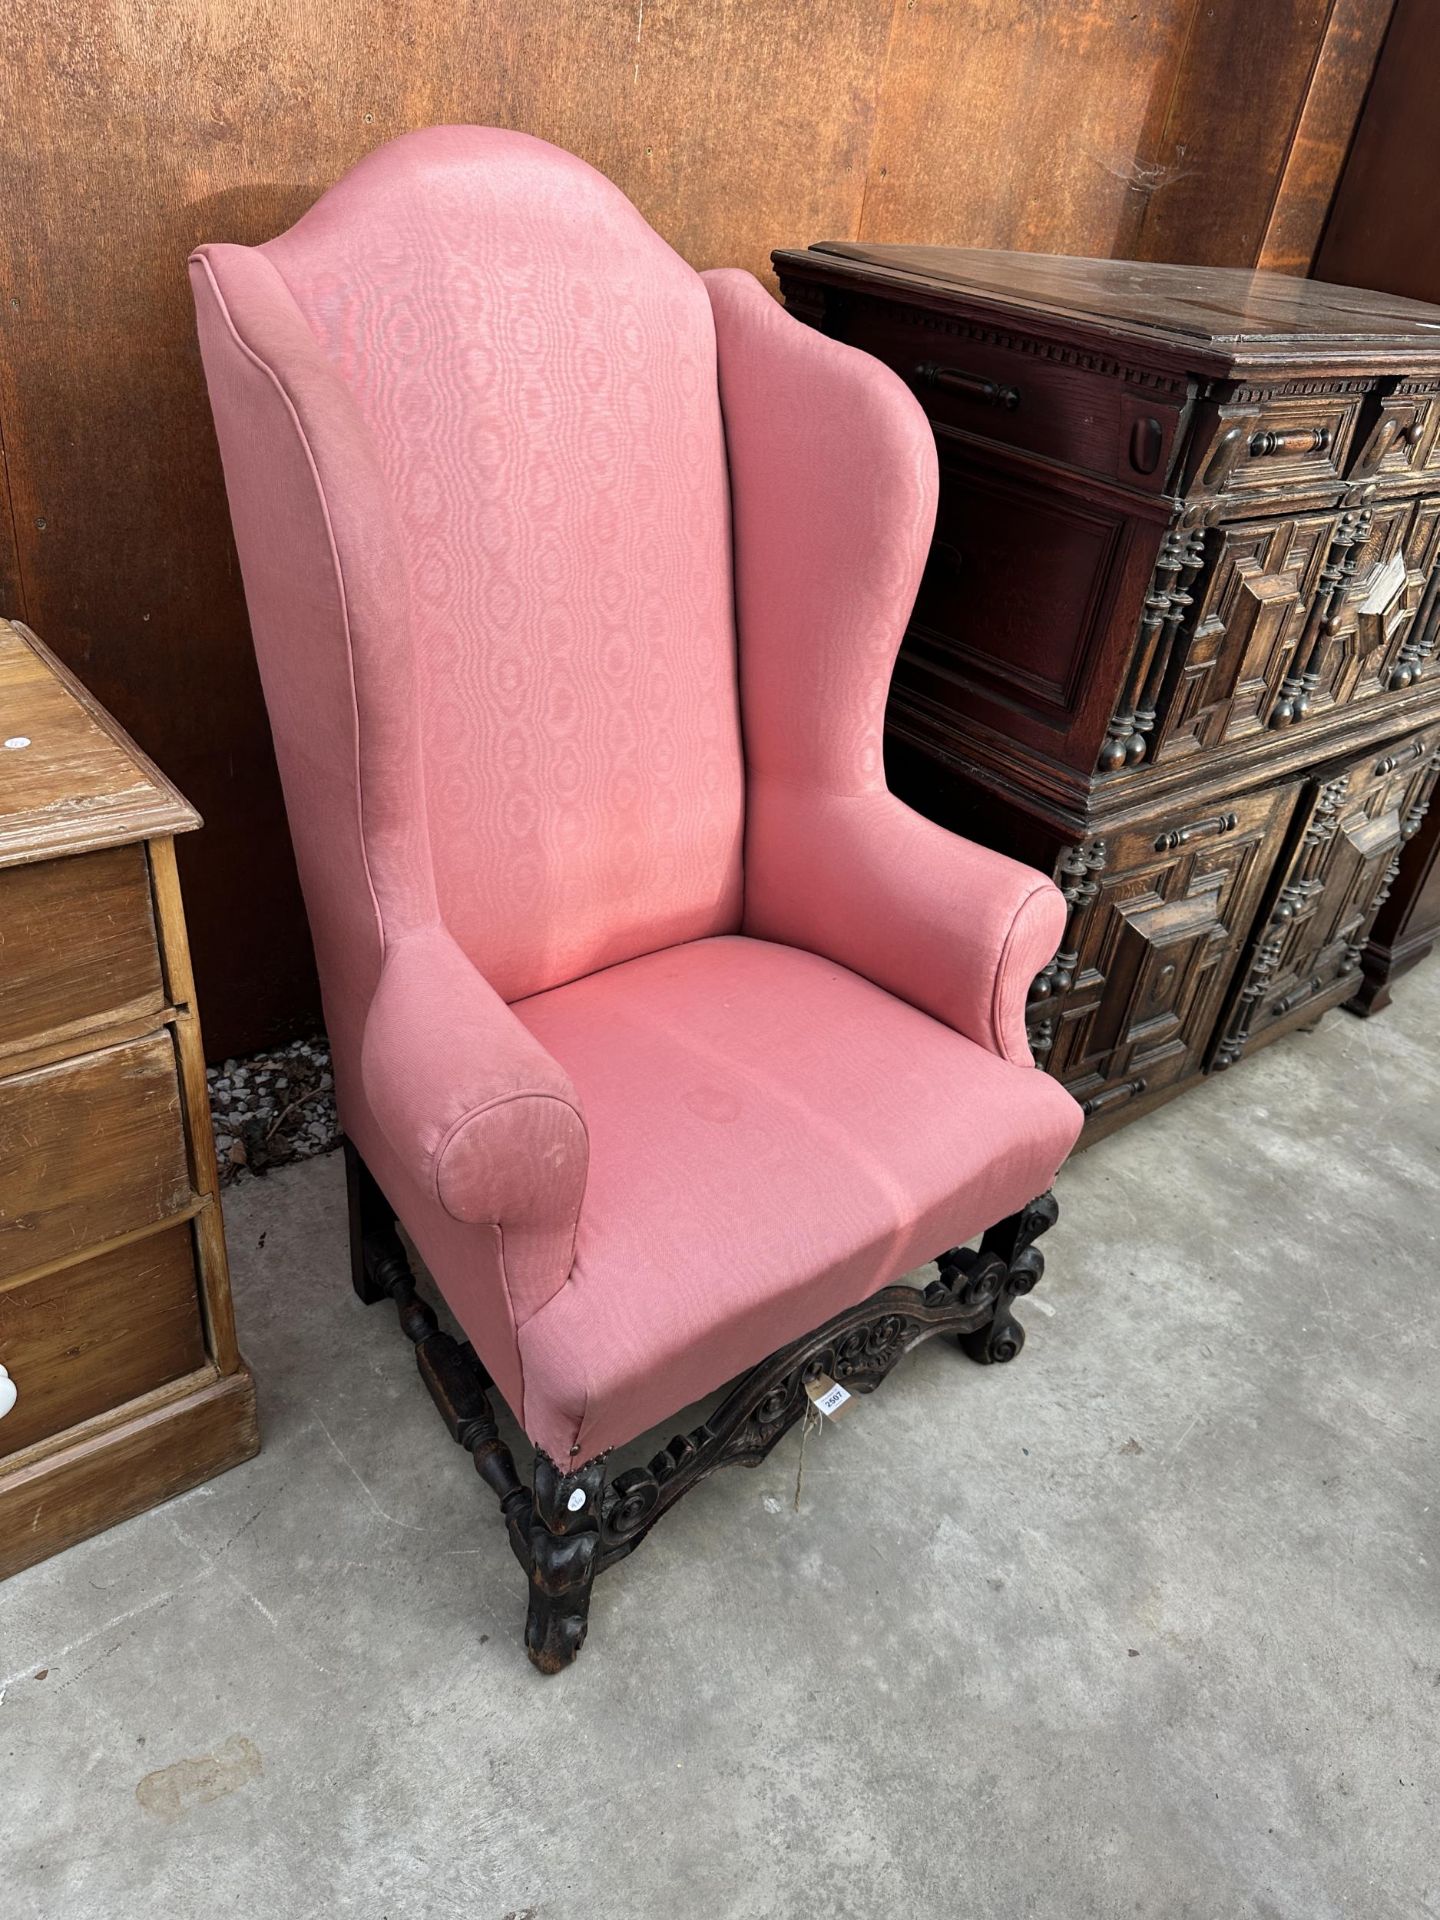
(0, 1032, 192, 1283)
(0, 616, 255, 1575)
(0, 1223, 206, 1457)
(0, 845, 166, 1065)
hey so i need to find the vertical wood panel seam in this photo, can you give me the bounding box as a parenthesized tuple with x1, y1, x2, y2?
(855, 0, 912, 244)
(1254, 0, 1344, 265)
(1308, 0, 1400, 274)
(0, 395, 29, 620)
(1129, 0, 1210, 258)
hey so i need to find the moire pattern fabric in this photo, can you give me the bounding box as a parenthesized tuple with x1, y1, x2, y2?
(263, 126, 745, 1005)
(706, 269, 1066, 1064)
(514, 937, 1082, 1461)
(191, 126, 1082, 1470)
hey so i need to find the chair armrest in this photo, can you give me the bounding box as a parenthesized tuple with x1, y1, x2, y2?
(745, 788, 1066, 1066)
(361, 926, 588, 1237)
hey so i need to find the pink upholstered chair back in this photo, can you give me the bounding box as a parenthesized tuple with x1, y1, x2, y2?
(192, 127, 744, 1030)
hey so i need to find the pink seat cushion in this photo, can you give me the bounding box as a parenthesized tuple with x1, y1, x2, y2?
(511, 936, 1083, 1462)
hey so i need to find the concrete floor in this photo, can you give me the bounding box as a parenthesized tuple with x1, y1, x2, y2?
(4, 968, 1439, 1920)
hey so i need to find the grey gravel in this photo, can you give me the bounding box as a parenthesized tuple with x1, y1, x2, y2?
(207, 1034, 339, 1184)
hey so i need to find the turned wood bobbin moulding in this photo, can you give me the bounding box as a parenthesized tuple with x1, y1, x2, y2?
(774, 246, 1440, 1140)
(0, 616, 257, 1576)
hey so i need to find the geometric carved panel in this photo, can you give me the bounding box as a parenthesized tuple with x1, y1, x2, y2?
(1155, 512, 1335, 760)
(1031, 781, 1300, 1125)
(1214, 725, 1440, 1067)
(1331, 494, 1440, 706)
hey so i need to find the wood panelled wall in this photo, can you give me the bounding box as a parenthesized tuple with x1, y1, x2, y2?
(1314, 0, 1440, 304)
(0, 0, 1396, 1056)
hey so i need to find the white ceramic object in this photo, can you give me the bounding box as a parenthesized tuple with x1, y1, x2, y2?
(0, 1364, 16, 1420)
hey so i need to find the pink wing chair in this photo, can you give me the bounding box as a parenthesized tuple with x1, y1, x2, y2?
(191, 127, 1084, 1671)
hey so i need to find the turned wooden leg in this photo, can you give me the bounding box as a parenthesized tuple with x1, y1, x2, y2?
(954, 1189, 1060, 1366)
(345, 1136, 609, 1673)
(524, 1451, 607, 1675)
(344, 1138, 411, 1306)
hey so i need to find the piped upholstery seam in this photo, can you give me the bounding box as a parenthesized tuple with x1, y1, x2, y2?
(991, 879, 1055, 1066)
(195, 248, 567, 1440)
(192, 251, 386, 973)
(433, 1087, 588, 1219)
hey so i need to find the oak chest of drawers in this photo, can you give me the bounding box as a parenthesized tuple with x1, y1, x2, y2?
(775, 246, 1440, 1138)
(0, 616, 257, 1575)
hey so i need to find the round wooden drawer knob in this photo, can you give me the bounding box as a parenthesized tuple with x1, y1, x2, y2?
(0, 1365, 16, 1420)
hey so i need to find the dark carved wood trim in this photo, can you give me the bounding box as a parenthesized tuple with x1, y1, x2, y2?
(597, 1192, 1058, 1567)
(888, 668, 1440, 840)
(1270, 497, 1374, 731)
(344, 1143, 1060, 1671)
(1098, 523, 1207, 772)
(524, 1450, 607, 1673)
(853, 294, 1192, 396)
(1228, 377, 1380, 401)
(1028, 838, 1108, 1029)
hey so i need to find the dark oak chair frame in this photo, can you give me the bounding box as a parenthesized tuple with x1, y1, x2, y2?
(346, 1139, 1059, 1673)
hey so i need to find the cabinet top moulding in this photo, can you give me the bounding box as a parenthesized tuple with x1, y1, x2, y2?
(0, 618, 199, 869)
(772, 247, 1440, 382)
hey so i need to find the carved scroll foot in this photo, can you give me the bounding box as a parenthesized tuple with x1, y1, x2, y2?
(524, 1453, 606, 1675)
(954, 1190, 1059, 1367)
(959, 1299, 1028, 1365)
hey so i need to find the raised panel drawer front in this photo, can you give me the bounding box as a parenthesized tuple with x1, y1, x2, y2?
(0, 844, 166, 1063)
(1189, 385, 1367, 510)
(1027, 783, 1300, 1125)
(0, 1222, 205, 1457)
(1214, 729, 1440, 1067)
(0, 1032, 192, 1282)
(1352, 381, 1440, 488)
(834, 298, 1186, 494)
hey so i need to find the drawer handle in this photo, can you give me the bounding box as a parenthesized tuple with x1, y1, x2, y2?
(913, 362, 1020, 411)
(1249, 425, 1331, 459)
(1374, 737, 1429, 777)
(1129, 416, 1164, 475)
(1154, 810, 1239, 852)
(1081, 1077, 1147, 1118)
(0, 1364, 16, 1421)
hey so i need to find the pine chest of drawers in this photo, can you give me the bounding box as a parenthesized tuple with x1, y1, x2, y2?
(774, 246, 1440, 1138)
(0, 616, 256, 1575)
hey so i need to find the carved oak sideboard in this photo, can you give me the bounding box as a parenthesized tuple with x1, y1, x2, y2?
(774, 246, 1440, 1139)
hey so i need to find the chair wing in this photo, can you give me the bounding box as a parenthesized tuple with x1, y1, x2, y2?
(706, 268, 1066, 1064)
